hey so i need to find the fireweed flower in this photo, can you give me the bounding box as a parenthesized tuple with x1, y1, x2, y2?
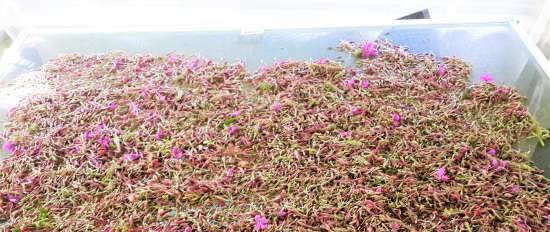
(361, 80, 370, 89)
(129, 102, 140, 116)
(480, 74, 494, 84)
(315, 58, 329, 65)
(254, 214, 268, 231)
(343, 78, 357, 90)
(278, 209, 288, 220)
(184, 227, 193, 232)
(375, 186, 383, 193)
(2, 140, 15, 153)
(435, 167, 450, 182)
(123, 152, 141, 161)
(270, 102, 282, 112)
(84, 131, 93, 140)
(487, 149, 497, 156)
(112, 58, 124, 70)
(361, 41, 378, 59)
(171, 147, 183, 159)
(228, 125, 239, 136)
(437, 65, 446, 77)
(339, 131, 352, 138)
(390, 223, 400, 231)
(107, 101, 118, 111)
(545, 214, 550, 224)
(7, 194, 20, 203)
(98, 137, 110, 149)
(490, 159, 508, 171)
(507, 184, 520, 194)
(392, 113, 401, 126)
(350, 106, 363, 116)
(230, 110, 242, 117)
(274, 60, 287, 68)
(226, 167, 234, 177)
(155, 130, 164, 140)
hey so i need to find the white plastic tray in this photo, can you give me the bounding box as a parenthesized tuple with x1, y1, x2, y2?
(0, 20, 549, 174)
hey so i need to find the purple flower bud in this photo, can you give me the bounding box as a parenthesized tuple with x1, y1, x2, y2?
(7, 194, 20, 203)
(480, 74, 494, 84)
(155, 130, 164, 140)
(487, 149, 497, 156)
(343, 78, 357, 90)
(230, 110, 242, 117)
(228, 125, 239, 136)
(278, 209, 288, 220)
(361, 41, 378, 59)
(350, 106, 362, 116)
(123, 152, 142, 161)
(2, 140, 15, 153)
(437, 65, 446, 77)
(107, 101, 118, 111)
(226, 167, 234, 177)
(270, 102, 282, 112)
(171, 147, 183, 159)
(361, 80, 370, 89)
(254, 214, 268, 231)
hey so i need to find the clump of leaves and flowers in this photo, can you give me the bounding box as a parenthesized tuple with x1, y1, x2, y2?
(1, 40, 549, 231)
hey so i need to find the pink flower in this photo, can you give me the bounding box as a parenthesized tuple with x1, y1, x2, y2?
(97, 137, 110, 149)
(123, 152, 142, 161)
(437, 65, 446, 77)
(230, 110, 242, 117)
(361, 41, 379, 59)
(107, 101, 118, 111)
(487, 149, 497, 155)
(274, 60, 287, 68)
(513, 217, 529, 230)
(278, 209, 288, 220)
(270, 102, 282, 112)
(491, 159, 499, 168)
(187, 59, 201, 72)
(545, 214, 550, 224)
(7, 194, 20, 203)
(315, 58, 329, 65)
(128, 102, 140, 116)
(90, 157, 101, 168)
(435, 167, 450, 182)
(490, 159, 508, 171)
(184, 227, 193, 232)
(226, 167, 234, 177)
(350, 106, 363, 116)
(84, 131, 93, 140)
(156, 93, 167, 102)
(254, 214, 268, 231)
(392, 113, 401, 126)
(228, 125, 239, 136)
(2, 140, 15, 153)
(390, 222, 400, 231)
(339, 131, 352, 138)
(343, 78, 357, 90)
(171, 147, 183, 159)
(375, 186, 383, 193)
(155, 130, 164, 140)
(507, 184, 520, 194)
(361, 80, 370, 89)
(480, 74, 494, 84)
(112, 58, 124, 70)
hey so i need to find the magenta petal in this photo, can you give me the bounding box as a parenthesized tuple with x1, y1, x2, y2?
(2, 140, 15, 153)
(270, 102, 282, 112)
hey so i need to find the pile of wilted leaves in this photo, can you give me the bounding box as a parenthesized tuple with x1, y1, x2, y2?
(1, 41, 549, 231)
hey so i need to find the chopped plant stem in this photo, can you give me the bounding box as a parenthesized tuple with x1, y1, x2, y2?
(0, 41, 548, 231)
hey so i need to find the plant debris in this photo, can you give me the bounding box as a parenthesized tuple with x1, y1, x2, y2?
(0, 41, 549, 231)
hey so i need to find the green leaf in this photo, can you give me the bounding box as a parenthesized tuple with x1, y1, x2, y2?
(220, 117, 236, 128)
